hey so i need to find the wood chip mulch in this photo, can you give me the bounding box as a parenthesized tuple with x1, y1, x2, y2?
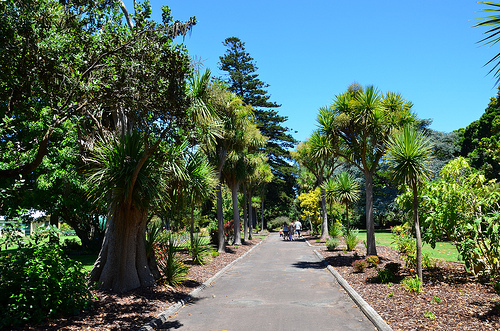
(309, 236, 500, 331)
(14, 238, 262, 331)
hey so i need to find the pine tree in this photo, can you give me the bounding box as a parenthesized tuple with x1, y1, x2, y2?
(219, 37, 297, 222)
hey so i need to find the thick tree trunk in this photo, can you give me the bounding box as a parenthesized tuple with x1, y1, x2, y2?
(319, 187, 329, 241)
(365, 171, 377, 256)
(231, 184, 241, 245)
(413, 183, 423, 282)
(216, 182, 225, 253)
(90, 204, 155, 293)
(260, 191, 265, 231)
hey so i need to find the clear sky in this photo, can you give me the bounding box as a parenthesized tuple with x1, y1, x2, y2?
(128, 0, 500, 143)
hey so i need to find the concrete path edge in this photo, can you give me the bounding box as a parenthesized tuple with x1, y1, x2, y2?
(139, 236, 268, 331)
(311, 247, 393, 331)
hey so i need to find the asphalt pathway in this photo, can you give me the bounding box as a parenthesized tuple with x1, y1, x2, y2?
(150, 233, 378, 331)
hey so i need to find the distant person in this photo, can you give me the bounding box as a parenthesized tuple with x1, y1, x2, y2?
(289, 221, 295, 241)
(282, 223, 289, 241)
(294, 219, 302, 238)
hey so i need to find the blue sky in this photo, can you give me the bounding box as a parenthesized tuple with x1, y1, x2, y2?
(131, 0, 499, 143)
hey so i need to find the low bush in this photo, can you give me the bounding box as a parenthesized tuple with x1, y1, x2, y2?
(344, 229, 359, 251)
(377, 268, 395, 283)
(366, 255, 380, 267)
(190, 234, 212, 265)
(326, 237, 340, 251)
(0, 228, 93, 329)
(329, 220, 343, 239)
(402, 276, 423, 294)
(352, 259, 368, 273)
(155, 233, 190, 287)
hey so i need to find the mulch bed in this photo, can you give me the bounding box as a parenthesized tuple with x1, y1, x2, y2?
(308, 235, 500, 330)
(14, 238, 262, 331)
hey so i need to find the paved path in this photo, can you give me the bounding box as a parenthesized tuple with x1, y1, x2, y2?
(149, 233, 378, 330)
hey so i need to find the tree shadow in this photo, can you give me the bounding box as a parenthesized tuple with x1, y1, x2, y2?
(292, 261, 326, 269)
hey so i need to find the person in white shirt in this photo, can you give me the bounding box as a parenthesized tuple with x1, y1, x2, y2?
(294, 219, 302, 239)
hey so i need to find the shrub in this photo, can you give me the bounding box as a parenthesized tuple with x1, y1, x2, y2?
(62, 237, 83, 253)
(352, 259, 368, 273)
(0, 235, 93, 328)
(344, 229, 359, 251)
(329, 220, 343, 238)
(366, 255, 380, 267)
(377, 268, 395, 283)
(391, 224, 416, 256)
(268, 216, 290, 232)
(326, 237, 340, 251)
(190, 234, 212, 265)
(155, 234, 190, 287)
(402, 276, 423, 294)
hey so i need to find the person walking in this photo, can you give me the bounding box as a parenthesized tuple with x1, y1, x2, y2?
(294, 219, 302, 239)
(289, 221, 295, 241)
(282, 223, 289, 241)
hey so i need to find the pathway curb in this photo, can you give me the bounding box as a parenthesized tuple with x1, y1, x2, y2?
(139, 236, 268, 331)
(310, 245, 393, 331)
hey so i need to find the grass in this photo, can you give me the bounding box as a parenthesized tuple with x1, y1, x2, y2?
(358, 229, 461, 263)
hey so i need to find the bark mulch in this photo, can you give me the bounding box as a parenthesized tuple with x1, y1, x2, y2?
(308, 235, 500, 331)
(14, 238, 262, 331)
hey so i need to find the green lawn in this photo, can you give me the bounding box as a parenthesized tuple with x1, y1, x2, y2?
(358, 229, 461, 263)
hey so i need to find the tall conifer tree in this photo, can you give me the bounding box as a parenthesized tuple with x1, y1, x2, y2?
(219, 37, 297, 222)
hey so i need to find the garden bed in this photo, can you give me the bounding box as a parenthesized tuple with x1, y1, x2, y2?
(14, 238, 262, 331)
(312, 236, 500, 330)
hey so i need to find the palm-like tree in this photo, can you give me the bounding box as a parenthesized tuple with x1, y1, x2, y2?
(324, 171, 360, 234)
(475, 2, 500, 83)
(386, 124, 433, 282)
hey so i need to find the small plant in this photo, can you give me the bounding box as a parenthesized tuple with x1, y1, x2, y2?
(387, 282, 393, 287)
(155, 233, 190, 287)
(424, 310, 437, 319)
(329, 220, 343, 238)
(190, 234, 212, 265)
(431, 296, 442, 304)
(366, 255, 380, 267)
(493, 281, 500, 295)
(211, 250, 220, 258)
(377, 268, 395, 284)
(402, 276, 423, 294)
(326, 237, 340, 251)
(344, 228, 360, 251)
(352, 259, 368, 273)
(387, 292, 394, 298)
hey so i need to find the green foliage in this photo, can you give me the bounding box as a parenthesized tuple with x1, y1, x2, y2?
(352, 259, 368, 273)
(431, 296, 442, 304)
(190, 234, 212, 265)
(377, 268, 395, 284)
(154, 233, 190, 287)
(365, 255, 380, 267)
(424, 311, 437, 319)
(344, 228, 360, 251)
(402, 276, 423, 294)
(0, 229, 93, 328)
(268, 216, 290, 232)
(329, 220, 343, 238)
(326, 237, 340, 251)
(297, 188, 321, 233)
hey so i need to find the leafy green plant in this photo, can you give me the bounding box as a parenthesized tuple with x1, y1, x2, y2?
(387, 292, 394, 298)
(352, 259, 368, 273)
(366, 255, 380, 267)
(0, 229, 93, 328)
(344, 228, 359, 251)
(268, 216, 290, 232)
(155, 234, 190, 287)
(402, 276, 423, 294)
(493, 281, 500, 295)
(329, 220, 343, 239)
(190, 234, 212, 265)
(326, 237, 340, 251)
(377, 268, 395, 284)
(424, 310, 437, 319)
(431, 296, 442, 304)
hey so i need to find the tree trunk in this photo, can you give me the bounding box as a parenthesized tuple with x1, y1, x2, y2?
(260, 193, 264, 232)
(90, 204, 155, 293)
(231, 183, 241, 245)
(319, 187, 329, 241)
(216, 181, 225, 253)
(364, 171, 377, 256)
(190, 207, 195, 251)
(413, 182, 423, 282)
(345, 203, 350, 235)
(248, 191, 253, 240)
(243, 185, 248, 241)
